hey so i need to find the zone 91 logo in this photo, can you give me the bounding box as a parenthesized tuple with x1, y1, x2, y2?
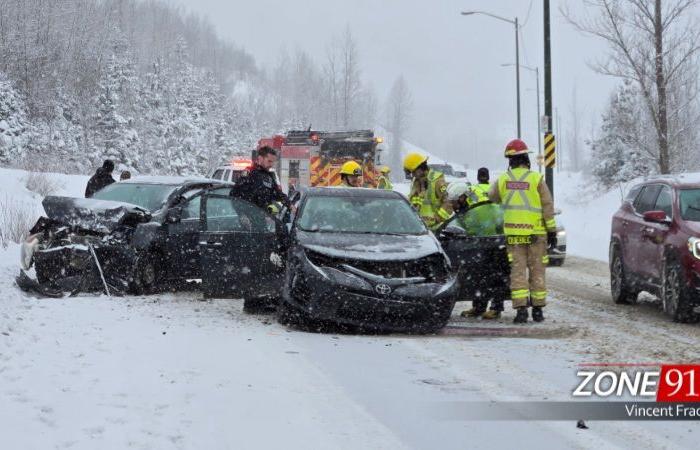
(572, 364, 700, 401)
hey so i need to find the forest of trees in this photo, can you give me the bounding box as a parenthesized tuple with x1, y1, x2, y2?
(0, 0, 400, 176)
(566, 0, 700, 188)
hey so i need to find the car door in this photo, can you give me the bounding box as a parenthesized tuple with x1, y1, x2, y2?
(437, 215, 509, 301)
(199, 194, 286, 298)
(625, 184, 662, 278)
(637, 185, 673, 284)
(165, 190, 205, 278)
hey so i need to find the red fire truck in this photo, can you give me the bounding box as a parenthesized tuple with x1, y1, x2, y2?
(257, 130, 383, 192)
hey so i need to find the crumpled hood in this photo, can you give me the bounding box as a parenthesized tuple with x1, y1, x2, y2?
(296, 230, 441, 261)
(42, 196, 151, 234)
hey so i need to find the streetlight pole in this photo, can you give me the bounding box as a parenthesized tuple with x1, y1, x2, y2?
(462, 11, 521, 138)
(502, 63, 541, 172)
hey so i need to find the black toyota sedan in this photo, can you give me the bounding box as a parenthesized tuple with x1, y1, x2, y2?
(20, 176, 265, 295)
(277, 187, 458, 333)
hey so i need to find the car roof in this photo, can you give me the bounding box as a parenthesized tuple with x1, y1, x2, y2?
(637, 173, 700, 189)
(304, 187, 403, 199)
(119, 176, 231, 186)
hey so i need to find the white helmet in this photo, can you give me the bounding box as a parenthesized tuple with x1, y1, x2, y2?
(446, 182, 470, 201)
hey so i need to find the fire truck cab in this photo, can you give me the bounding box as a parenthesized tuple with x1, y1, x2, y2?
(257, 130, 383, 192)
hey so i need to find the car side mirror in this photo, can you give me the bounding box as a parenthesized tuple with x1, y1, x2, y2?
(643, 210, 670, 224)
(440, 225, 467, 238)
(166, 207, 182, 224)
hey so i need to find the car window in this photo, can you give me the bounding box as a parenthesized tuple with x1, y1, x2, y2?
(212, 169, 223, 180)
(182, 196, 200, 220)
(297, 195, 426, 235)
(680, 189, 700, 221)
(92, 183, 178, 212)
(205, 196, 274, 232)
(654, 186, 673, 218)
(633, 185, 662, 214)
(625, 184, 643, 203)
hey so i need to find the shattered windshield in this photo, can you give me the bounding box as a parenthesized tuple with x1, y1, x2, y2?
(298, 195, 426, 235)
(92, 183, 178, 212)
(680, 189, 700, 221)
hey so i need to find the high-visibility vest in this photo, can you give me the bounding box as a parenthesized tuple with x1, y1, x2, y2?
(477, 183, 490, 193)
(465, 184, 490, 207)
(497, 168, 546, 236)
(377, 175, 393, 190)
(419, 169, 450, 228)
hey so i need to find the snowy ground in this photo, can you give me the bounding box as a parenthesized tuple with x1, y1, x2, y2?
(3, 168, 700, 449)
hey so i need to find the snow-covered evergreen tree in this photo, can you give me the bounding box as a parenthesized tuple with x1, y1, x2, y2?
(0, 73, 28, 164)
(590, 81, 655, 188)
(93, 31, 140, 171)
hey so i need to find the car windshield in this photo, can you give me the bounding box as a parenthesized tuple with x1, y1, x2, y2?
(92, 183, 178, 211)
(297, 195, 426, 235)
(680, 189, 700, 221)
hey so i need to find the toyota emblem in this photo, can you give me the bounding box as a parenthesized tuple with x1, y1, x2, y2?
(375, 283, 392, 295)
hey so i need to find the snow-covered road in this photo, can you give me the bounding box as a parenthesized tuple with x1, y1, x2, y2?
(2, 246, 700, 449)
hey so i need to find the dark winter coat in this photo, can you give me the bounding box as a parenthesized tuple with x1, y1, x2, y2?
(85, 168, 115, 198)
(229, 164, 291, 210)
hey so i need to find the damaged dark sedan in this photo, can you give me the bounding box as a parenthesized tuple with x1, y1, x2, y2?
(277, 188, 458, 333)
(20, 177, 237, 295)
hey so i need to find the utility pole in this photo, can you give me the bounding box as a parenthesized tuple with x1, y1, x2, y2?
(515, 16, 521, 138)
(544, 0, 554, 198)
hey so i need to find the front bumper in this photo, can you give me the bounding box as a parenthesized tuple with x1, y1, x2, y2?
(284, 250, 458, 331)
(33, 243, 136, 292)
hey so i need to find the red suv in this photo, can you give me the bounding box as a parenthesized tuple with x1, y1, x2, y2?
(610, 177, 700, 322)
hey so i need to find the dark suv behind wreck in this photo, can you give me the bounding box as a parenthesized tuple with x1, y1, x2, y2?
(22, 176, 241, 295)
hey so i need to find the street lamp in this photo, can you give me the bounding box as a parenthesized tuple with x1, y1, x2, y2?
(502, 63, 541, 172)
(461, 11, 521, 138)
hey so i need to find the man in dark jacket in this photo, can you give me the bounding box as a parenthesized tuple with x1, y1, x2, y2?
(85, 160, 116, 197)
(229, 146, 292, 212)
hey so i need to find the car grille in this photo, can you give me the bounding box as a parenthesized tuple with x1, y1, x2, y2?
(306, 250, 449, 282)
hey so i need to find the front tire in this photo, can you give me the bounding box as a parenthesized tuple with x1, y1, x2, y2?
(130, 253, 160, 295)
(661, 257, 697, 323)
(610, 243, 637, 305)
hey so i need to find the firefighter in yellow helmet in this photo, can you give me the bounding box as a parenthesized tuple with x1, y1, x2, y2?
(489, 139, 557, 324)
(404, 153, 453, 230)
(339, 161, 363, 187)
(377, 166, 393, 190)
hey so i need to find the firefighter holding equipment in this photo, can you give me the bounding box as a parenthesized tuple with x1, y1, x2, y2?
(340, 161, 363, 187)
(377, 166, 393, 190)
(446, 181, 505, 319)
(489, 139, 557, 324)
(403, 153, 453, 230)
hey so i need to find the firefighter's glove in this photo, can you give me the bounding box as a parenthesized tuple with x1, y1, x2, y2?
(547, 231, 558, 249)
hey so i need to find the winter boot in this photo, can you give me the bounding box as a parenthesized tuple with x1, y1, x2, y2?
(513, 307, 528, 324)
(482, 310, 501, 320)
(531, 306, 545, 322)
(461, 307, 486, 318)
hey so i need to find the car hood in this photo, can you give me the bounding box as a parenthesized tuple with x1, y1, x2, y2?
(42, 196, 152, 234)
(295, 230, 441, 261)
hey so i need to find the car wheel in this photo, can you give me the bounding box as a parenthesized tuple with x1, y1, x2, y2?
(549, 257, 564, 267)
(610, 243, 637, 304)
(130, 253, 160, 295)
(661, 257, 698, 323)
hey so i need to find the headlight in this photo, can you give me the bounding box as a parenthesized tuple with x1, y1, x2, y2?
(557, 230, 566, 237)
(688, 237, 700, 259)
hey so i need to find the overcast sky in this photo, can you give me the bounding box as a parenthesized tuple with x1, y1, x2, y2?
(175, 0, 619, 170)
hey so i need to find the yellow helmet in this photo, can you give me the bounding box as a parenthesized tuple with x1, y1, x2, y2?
(340, 160, 362, 176)
(380, 166, 391, 174)
(403, 153, 428, 172)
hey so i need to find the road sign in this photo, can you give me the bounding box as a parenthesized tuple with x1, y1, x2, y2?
(544, 133, 556, 168)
